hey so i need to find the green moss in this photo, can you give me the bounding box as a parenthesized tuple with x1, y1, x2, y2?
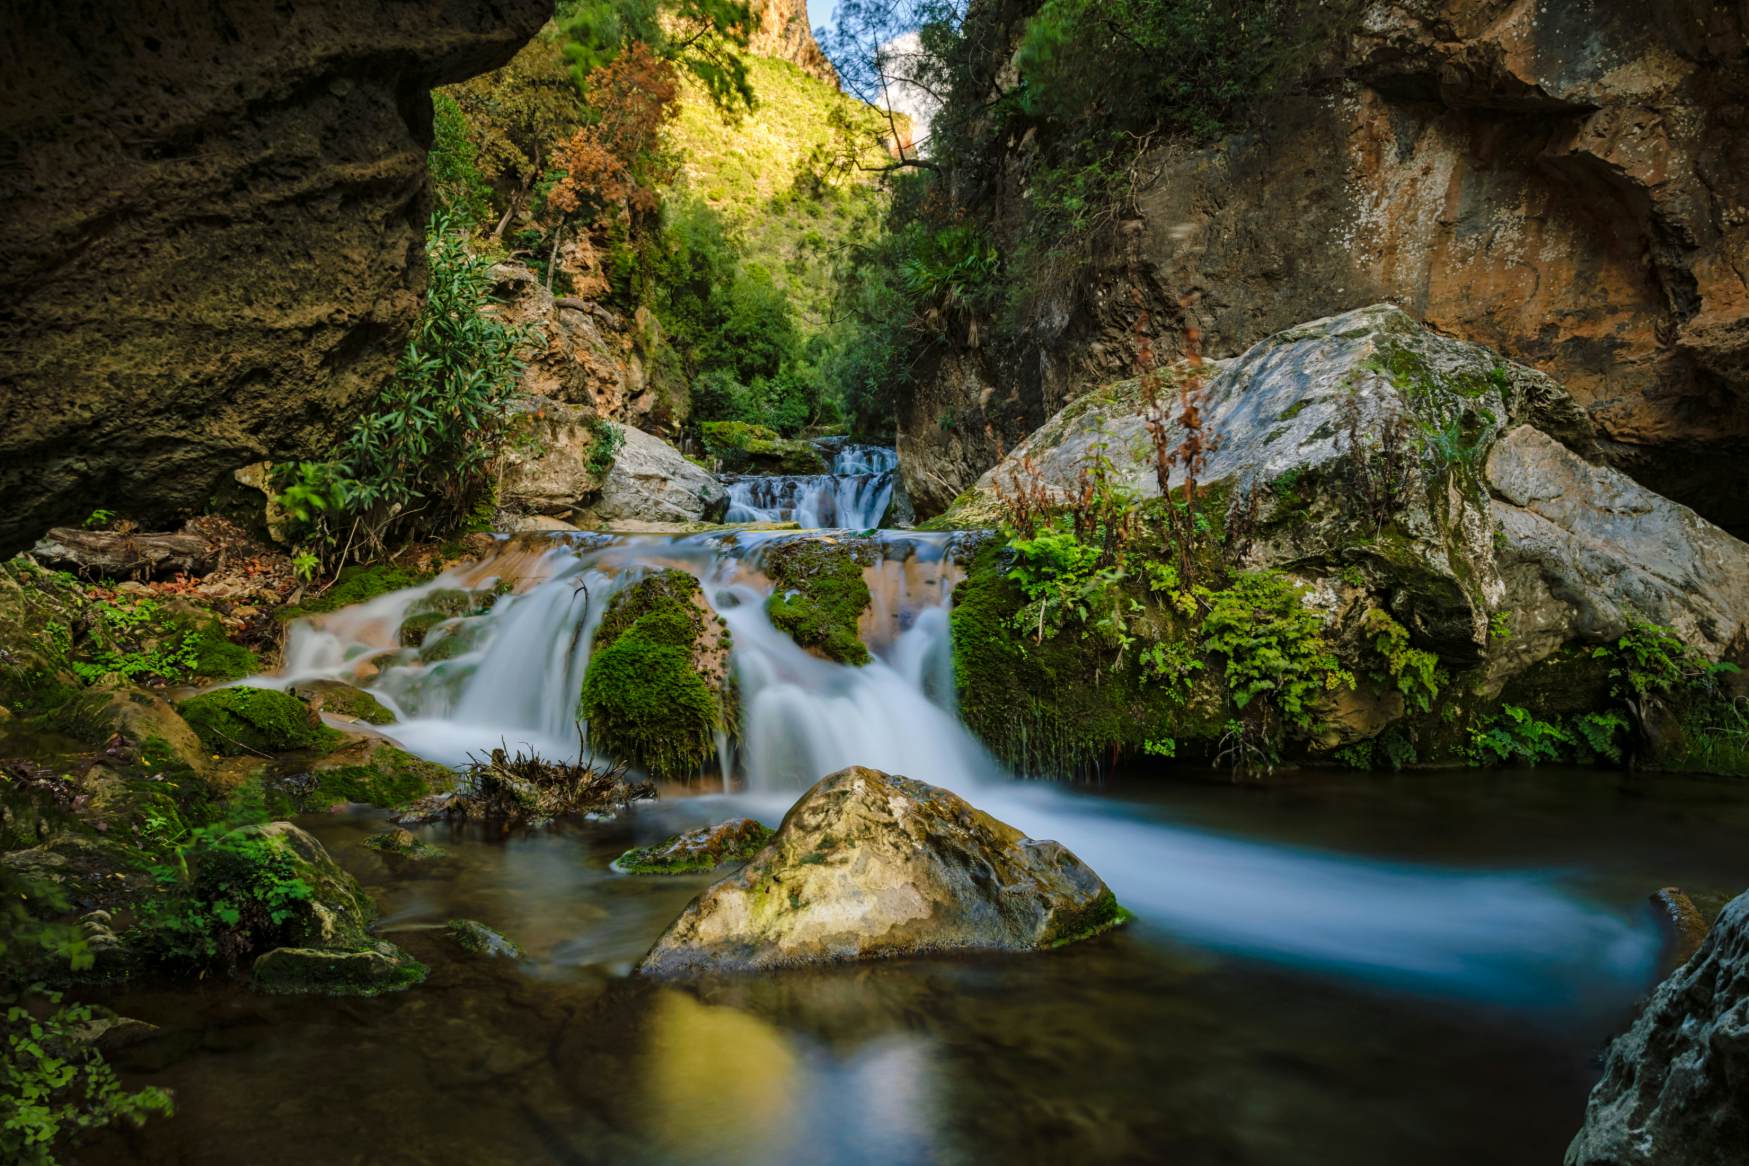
(307, 746, 455, 809)
(615, 819, 773, 874)
(699, 421, 827, 473)
(446, 918, 522, 958)
(1047, 889, 1132, 949)
(178, 687, 342, 755)
(761, 539, 873, 665)
(580, 572, 727, 780)
(950, 542, 1217, 776)
(300, 683, 394, 726)
(251, 943, 428, 997)
(281, 564, 434, 619)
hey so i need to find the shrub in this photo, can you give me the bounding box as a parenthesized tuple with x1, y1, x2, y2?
(138, 828, 314, 970)
(1199, 571, 1353, 737)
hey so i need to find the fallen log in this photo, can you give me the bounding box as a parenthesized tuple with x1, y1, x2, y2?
(32, 528, 216, 579)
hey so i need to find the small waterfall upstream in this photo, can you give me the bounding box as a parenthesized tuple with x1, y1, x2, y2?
(262, 528, 1656, 1005)
(723, 441, 898, 528)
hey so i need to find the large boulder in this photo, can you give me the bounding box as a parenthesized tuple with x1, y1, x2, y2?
(498, 398, 612, 519)
(896, 1, 1749, 533)
(1566, 889, 1749, 1166)
(575, 425, 728, 526)
(0, 0, 551, 554)
(637, 767, 1124, 975)
(943, 306, 1749, 678)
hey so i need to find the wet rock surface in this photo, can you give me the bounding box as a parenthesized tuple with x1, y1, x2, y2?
(0, 0, 550, 553)
(616, 818, 774, 875)
(1566, 889, 1749, 1166)
(638, 766, 1124, 975)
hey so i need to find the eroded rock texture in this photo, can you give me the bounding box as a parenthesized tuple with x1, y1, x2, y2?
(748, 0, 838, 85)
(0, 0, 551, 554)
(1566, 889, 1749, 1166)
(637, 766, 1121, 975)
(901, 1, 1749, 531)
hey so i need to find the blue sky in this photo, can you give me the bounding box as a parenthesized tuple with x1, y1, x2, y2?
(807, 0, 837, 34)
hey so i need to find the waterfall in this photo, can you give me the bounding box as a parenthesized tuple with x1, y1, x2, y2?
(723, 442, 898, 528)
(259, 529, 1656, 1004)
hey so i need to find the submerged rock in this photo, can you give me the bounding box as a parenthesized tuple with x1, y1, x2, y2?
(446, 918, 522, 959)
(1566, 889, 1749, 1166)
(252, 942, 428, 997)
(363, 827, 447, 861)
(615, 818, 773, 875)
(637, 767, 1124, 975)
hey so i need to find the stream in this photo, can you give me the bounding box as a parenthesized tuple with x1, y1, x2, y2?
(83, 450, 1749, 1165)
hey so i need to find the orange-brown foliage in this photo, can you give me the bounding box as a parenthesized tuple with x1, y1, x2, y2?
(547, 43, 680, 224)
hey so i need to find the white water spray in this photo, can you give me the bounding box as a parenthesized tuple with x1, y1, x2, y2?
(263, 529, 1655, 1004)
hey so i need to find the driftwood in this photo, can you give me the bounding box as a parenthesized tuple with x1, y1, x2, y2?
(32, 527, 215, 579)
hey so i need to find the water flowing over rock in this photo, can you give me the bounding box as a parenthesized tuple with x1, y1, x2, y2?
(636, 766, 1123, 976)
(897, 1, 1749, 532)
(0, 0, 551, 554)
(724, 443, 899, 529)
(1565, 889, 1749, 1166)
(945, 306, 1749, 677)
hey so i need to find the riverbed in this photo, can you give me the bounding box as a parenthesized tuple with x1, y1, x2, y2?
(85, 764, 1749, 1165)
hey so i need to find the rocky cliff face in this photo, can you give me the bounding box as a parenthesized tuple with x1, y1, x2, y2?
(901, 0, 1749, 531)
(1566, 888, 1749, 1165)
(747, 0, 838, 85)
(0, 0, 551, 555)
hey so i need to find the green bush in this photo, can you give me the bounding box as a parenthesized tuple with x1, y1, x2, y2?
(178, 687, 341, 756)
(429, 92, 494, 228)
(138, 827, 313, 970)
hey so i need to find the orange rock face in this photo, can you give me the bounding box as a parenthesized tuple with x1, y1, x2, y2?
(897, 0, 1749, 531)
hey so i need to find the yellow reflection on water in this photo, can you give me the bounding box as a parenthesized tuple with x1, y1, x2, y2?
(643, 989, 801, 1164)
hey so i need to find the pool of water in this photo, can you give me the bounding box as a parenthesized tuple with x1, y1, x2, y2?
(84, 765, 1749, 1166)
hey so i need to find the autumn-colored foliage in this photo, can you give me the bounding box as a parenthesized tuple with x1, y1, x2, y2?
(547, 43, 680, 225)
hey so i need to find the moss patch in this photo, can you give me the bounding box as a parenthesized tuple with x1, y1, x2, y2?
(699, 421, 827, 474)
(290, 681, 394, 726)
(580, 571, 730, 780)
(178, 687, 342, 755)
(761, 538, 874, 665)
(949, 541, 1221, 776)
(281, 563, 434, 619)
(306, 745, 456, 809)
(615, 818, 773, 874)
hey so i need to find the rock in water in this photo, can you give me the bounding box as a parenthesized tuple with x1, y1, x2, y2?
(574, 424, 728, 526)
(1566, 889, 1749, 1165)
(637, 767, 1124, 975)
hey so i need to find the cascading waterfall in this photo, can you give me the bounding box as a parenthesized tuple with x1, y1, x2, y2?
(723, 442, 898, 528)
(262, 529, 1654, 1005)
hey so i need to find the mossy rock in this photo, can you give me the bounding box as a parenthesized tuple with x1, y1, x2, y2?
(280, 563, 435, 619)
(305, 739, 456, 809)
(615, 817, 773, 875)
(580, 571, 731, 780)
(760, 537, 874, 665)
(397, 609, 450, 648)
(699, 421, 827, 474)
(446, 918, 522, 959)
(289, 679, 394, 726)
(363, 827, 447, 861)
(251, 941, 428, 997)
(949, 541, 1225, 776)
(178, 686, 342, 755)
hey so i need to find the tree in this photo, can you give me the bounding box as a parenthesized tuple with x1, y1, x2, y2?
(557, 0, 756, 114)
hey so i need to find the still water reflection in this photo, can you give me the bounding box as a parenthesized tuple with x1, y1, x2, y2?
(84, 767, 1749, 1166)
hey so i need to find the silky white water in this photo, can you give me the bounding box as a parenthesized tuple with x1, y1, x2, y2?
(264, 529, 1655, 1005)
(722, 442, 897, 528)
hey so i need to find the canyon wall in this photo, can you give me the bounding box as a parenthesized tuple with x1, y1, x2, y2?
(748, 0, 838, 86)
(900, 0, 1749, 533)
(0, 0, 551, 554)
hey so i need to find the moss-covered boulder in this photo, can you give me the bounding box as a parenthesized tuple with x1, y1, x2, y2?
(615, 817, 773, 875)
(279, 562, 435, 620)
(289, 679, 394, 726)
(579, 571, 732, 779)
(304, 737, 456, 810)
(178, 686, 341, 755)
(699, 421, 828, 474)
(940, 306, 1749, 772)
(759, 536, 875, 665)
(637, 767, 1125, 975)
